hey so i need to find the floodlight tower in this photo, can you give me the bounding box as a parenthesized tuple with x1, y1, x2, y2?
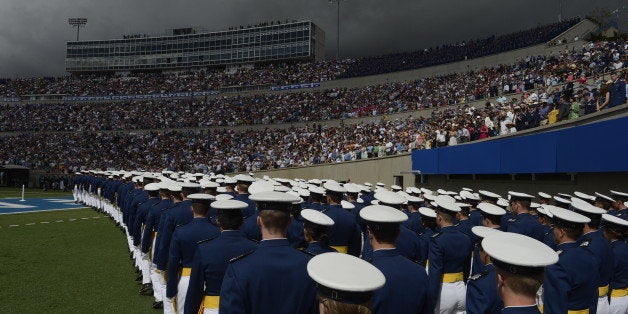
(68, 18, 88, 41)
(329, 0, 345, 59)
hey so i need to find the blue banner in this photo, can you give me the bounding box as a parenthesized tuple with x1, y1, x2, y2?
(269, 82, 321, 91)
(412, 116, 628, 174)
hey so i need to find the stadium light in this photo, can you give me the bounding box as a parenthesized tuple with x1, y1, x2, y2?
(329, 0, 345, 59)
(68, 18, 88, 41)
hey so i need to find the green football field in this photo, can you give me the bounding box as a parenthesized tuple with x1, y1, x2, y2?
(0, 188, 156, 313)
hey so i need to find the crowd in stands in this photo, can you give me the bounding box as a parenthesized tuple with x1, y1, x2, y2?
(0, 41, 624, 132)
(338, 18, 581, 78)
(1, 68, 625, 174)
(0, 19, 583, 99)
(0, 59, 353, 97)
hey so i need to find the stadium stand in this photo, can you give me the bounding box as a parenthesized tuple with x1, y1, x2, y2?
(0, 41, 624, 132)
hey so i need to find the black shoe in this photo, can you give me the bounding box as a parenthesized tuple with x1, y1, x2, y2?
(152, 301, 163, 309)
(139, 283, 153, 295)
(135, 273, 143, 282)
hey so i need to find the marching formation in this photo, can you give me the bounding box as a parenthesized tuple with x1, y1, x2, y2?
(73, 170, 627, 314)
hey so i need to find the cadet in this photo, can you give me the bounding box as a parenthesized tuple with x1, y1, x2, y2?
(362, 191, 422, 263)
(535, 206, 556, 250)
(595, 192, 615, 212)
(232, 174, 256, 218)
(571, 198, 613, 312)
(428, 196, 472, 313)
(482, 232, 559, 313)
(542, 205, 599, 314)
(471, 203, 506, 276)
(600, 214, 628, 313)
(141, 183, 174, 308)
(455, 203, 475, 243)
(360, 205, 432, 313)
(465, 226, 504, 314)
(321, 182, 361, 256)
(166, 194, 220, 314)
(538, 192, 552, 205)
(307, 252, 385, 313)
(219, 191, 317, 314)
(185, 199, 258, 314)
(506, 192, 543, 242)
(418, 207, 437, 267)
(133, 183, 162, 295)
(301, 209, 337, 256)
(609, 190, 628, 218)
(308, 186, 327, 212)
(240, 180, 283, 241)
(460, 190, 482, 226)
(403, 195, 425, 236)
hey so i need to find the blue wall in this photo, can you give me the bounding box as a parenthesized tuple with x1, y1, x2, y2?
(412, 116, 628, 174)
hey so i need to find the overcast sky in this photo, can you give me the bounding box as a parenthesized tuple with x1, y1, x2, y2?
(0, 0, 624, 77)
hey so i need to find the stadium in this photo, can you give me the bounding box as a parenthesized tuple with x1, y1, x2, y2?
(0, 1, 627, 313)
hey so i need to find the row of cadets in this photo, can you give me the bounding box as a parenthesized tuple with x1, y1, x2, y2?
(166, 193, 219, 313)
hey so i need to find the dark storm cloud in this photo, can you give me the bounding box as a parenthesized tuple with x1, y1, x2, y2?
(0, 0, 624, 77)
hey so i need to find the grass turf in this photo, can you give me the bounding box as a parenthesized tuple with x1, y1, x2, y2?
(0, 207, 156, 313)
(0, 187, 73, 199)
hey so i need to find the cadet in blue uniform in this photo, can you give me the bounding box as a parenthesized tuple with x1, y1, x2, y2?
(465, 226, 503, 314)
(594, 192, 615, 213)
(403, 195, 425, 236)
(455, 203, 476, 243)
(240, 180, 276, 241)
(367, 191, 422, 263)
(542, 206, 599, 314)
(308, 186, 326, 212)
(482, 232, 559, 314)
(321, 183, 361, 256)
(471, 203, 506, 276)
(601, 214, 628, 313)
(360, 204, 432, 313)
(506, 192, 544, 242)
(460, 190, 482, 226)
(428, 196, 472, 313)
(185, 199, 258, 314)
(232, 174, 256, 218)
(300, 209, 336, 256)
(571, 198, 614, 312)
(609, 190, 628, 218)
(219, 191, 317, 314)
(166, 194, 219, 314)
(418, 207, 437, 267)
(140, 183, 174, 308)
(307, 252, 385, 313)
(536, 204, 555, 243)
(133, 183, 162, 295)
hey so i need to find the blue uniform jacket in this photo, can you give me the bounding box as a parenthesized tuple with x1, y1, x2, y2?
(455, 219, 477, 243)
(543, 241, 599, 314)
(141, 199, 172, 254)
(419, 227, 435, 267)
(219, 238, 317, 314)
(241, 213, 304, 248)
(371, 249, 432, 314)
(506, 212, 544, 242)
(156, 200, 193, 270)
(427, 225, 472, 306)
(184, 230, 258, 314)
(153, 201, 179, 269)
(403, 211, 424, 236)
(541, 224, 556, 250)
(609, 238, 628, 290)
(579, 230, 613, 291)
(303, 241, 336, 256)
(470, 209, 483, 226)
(166, 218, 220, 298)
(465, 264, 503, 314)
(132, 197, 161, 247)
(127, 190, 149, 237)
(323, 204, 361, 256)
(233, 193, 256, 218)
